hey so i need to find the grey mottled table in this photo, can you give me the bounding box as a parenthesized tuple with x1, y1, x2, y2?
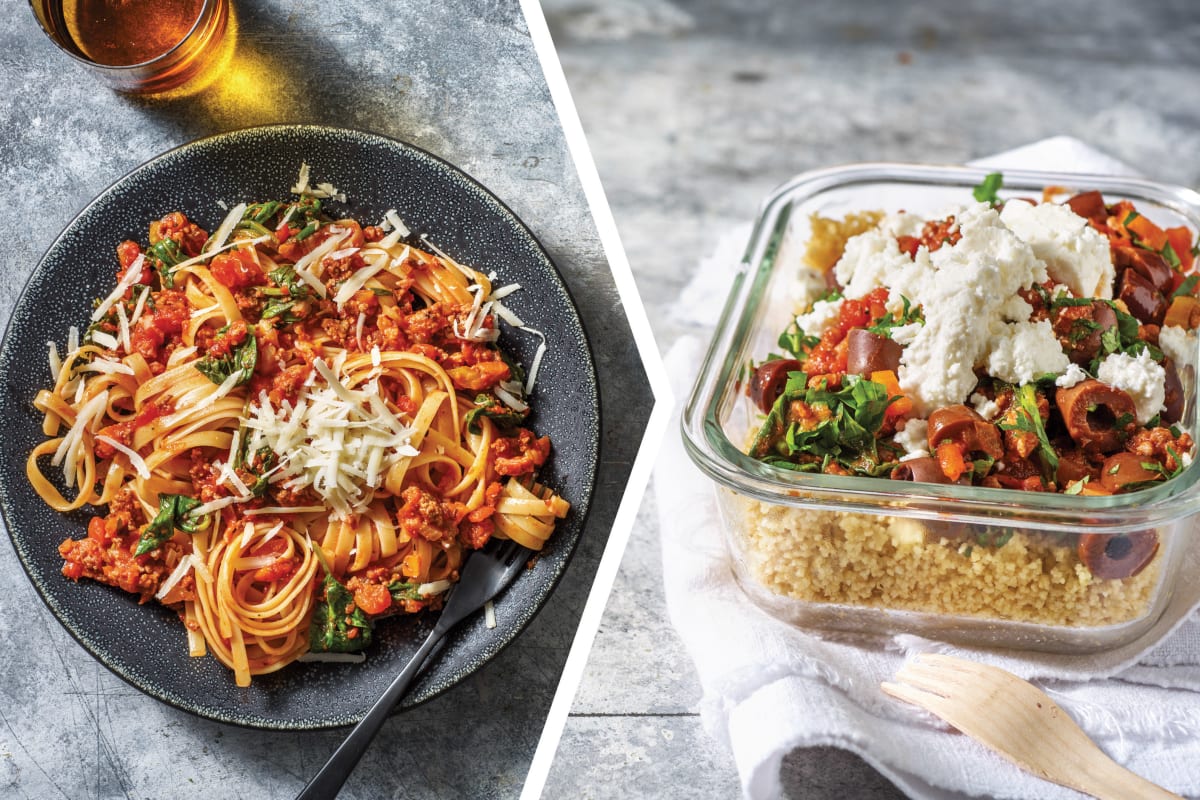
(540, 1, 1200, 798)
(0, 2, 650, 799)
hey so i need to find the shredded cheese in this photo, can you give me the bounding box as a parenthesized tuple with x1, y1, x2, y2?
(241, 355, 419, 519)
(155, 555, 194, 601)
(95, 435, 151, 479)
(168, 235, 270, 275)
(129, 287, 151, 327)
(417, 579, 452, 596)
(91, 254, 145, 322)
(484, 600, 496, 629)
(90, 331, 119, 351)
(205, 202, 247, 255)
(47, 342, 62, 382)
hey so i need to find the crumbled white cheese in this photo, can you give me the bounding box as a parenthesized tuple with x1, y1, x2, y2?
(795, 297, 844, 338)
(969, 392, 1002, 421)
(986, 319, 1070, 386)
(893, 418, 929, 460)
(999, 199, 1114, 299)
(1158, 325, 1198, 373)
(886, 203, 1048, 414)
(834, 225, 915, 300)
(1055, 362, 1089, 389)
(1097, 349, 1166, 424)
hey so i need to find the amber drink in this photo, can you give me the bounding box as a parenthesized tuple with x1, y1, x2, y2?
(30, 0, 228, 94)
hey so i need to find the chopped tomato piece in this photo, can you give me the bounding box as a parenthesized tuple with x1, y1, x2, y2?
(210, 249, 267, 289)
(352, 581, 392, 616)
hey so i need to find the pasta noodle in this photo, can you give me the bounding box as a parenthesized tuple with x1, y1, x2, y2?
(29, 172, 569, 686)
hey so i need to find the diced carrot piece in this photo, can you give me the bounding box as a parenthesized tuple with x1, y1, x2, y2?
(1127, 214, 1168, 251)
(1164, 295, 1200, 329)
(1166, 226, 1194, 273)
(870, 369, 913, 417)
(936, 441, 967, 482)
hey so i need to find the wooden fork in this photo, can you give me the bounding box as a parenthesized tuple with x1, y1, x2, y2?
(881, 653, 1182, 800)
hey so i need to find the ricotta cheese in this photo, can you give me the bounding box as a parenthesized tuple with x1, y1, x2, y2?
(885, 203, 1048, 414)
(1055, 362, 1089, 389)
(795, 297, 844, 338)
(1158, 324, 1198, 373)
(893, 418, 929, 460)
(1097, 349, 1166, 424)
(999, 199, 1114, 299)
(969, 392, 1002, 421)
(985, 319, 1070, 385)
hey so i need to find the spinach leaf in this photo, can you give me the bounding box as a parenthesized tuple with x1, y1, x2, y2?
(778, 321, 819, 359)
(309, 571, 373, 653)
(465, 393, 527, 434)
(751, 373, 896, 475)
(244, 201, 281, 226)
(388, 581, 423, 602)
(150, 238, 184, 289)
(135, 494, 209, 556)
(195, 328, 257, 387)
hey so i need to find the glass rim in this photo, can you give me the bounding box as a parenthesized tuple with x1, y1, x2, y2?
(682, 161, 1200, 533)
(28, 0, 217, 71)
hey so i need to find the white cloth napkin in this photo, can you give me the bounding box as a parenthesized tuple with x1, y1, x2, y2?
(657, 137, 1200, 800)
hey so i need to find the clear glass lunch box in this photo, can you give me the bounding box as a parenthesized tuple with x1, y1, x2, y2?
(681, 163, 1200, 652)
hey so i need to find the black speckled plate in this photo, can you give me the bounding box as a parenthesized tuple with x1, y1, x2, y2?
(0, 125, 598, 730)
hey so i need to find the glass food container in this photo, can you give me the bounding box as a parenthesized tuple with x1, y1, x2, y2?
(682, 163, 1200, 652)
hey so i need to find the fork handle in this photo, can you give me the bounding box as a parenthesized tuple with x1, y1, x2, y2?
(1071, 757, 1183, 800)
(296, 618, 451, 800)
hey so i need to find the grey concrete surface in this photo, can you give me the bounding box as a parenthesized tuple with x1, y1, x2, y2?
(0, 2, 651, 799)
(540, 1, 1200, 798)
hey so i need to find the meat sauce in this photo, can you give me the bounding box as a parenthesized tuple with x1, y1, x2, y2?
(60, 209, 550, 612)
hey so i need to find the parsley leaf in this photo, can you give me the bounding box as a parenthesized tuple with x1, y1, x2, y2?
(868, 295, 924, 337)
(972, 172, 1004, 206)
(751, 373, 897, 475)
(778, 321, 819, 360)
(997, 384, 1057, 481)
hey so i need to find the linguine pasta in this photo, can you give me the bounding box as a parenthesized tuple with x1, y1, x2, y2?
(28, 172, 568, 686)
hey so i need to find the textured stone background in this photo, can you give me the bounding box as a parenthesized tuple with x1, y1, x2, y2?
(0, 2, 651, 799)
(539, 1, 1200, 798)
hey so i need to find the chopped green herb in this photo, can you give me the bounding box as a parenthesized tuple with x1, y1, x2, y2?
(751, 373, 896, 476)
(972, 172, 1004, 206)
(1172, 274, 1199, 299)
(1161, 242, 1182, 270)
(868, 295, 924, 337)
(778, 321, 819, 360)
(997, 384, 1057, 481)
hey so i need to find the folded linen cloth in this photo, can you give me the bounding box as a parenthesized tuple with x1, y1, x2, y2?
(657, 137, 1200, 799)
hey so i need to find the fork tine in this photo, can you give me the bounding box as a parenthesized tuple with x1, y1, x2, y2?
(880, 680, 956, 718)
(891, 662, 954, 697)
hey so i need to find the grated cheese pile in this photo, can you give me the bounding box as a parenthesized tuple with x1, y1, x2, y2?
(241, 354, 419, 519)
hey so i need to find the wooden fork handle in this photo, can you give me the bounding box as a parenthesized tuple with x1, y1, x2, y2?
(1071, 756, 1183, 800)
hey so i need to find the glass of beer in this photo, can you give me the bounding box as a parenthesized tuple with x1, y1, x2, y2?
(29, 0, 230, 94)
